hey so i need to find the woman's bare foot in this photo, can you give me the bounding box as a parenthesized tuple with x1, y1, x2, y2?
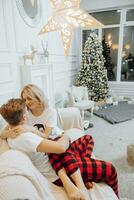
(66, 181, 86, 200)
(79, 188, 90, 200)
(85, 182, 93, 189)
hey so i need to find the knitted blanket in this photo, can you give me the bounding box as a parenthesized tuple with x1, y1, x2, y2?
(94, 101, 134, 124)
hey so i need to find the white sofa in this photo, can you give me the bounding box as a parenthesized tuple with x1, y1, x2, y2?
(0, 107, 118, 200)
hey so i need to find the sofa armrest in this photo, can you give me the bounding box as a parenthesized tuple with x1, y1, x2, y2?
(64, 128, 84, 142)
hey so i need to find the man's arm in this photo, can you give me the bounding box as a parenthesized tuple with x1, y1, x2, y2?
(36, 134, 70, 154)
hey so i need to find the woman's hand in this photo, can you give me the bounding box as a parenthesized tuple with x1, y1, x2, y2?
(9, 125, 27, 138)
(1, 125, 11, 139)
(0, 125, 24, 139)
(7, 125, 38, 138)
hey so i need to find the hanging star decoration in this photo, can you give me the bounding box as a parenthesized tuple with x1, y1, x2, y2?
(39, 0, 103, 56)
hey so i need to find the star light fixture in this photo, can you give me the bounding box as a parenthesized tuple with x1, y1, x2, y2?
(39, 0, 104, 55)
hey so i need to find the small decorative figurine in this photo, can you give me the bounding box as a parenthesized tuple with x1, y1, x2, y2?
(41, 41, 49, 58)
(23, 45, 37, 64)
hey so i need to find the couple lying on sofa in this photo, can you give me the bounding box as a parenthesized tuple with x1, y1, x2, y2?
(0, 84, 119, 200)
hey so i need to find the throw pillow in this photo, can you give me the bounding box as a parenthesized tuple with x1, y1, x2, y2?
(72, 86, 84, 102)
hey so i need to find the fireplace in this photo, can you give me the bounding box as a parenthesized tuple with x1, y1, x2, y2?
(20, 64, 54, 106)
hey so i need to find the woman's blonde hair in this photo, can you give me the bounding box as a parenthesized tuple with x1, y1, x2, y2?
(21, 84, 48, 110)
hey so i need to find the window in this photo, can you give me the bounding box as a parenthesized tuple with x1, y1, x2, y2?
(126, 9, 134, 22)
(91, 10, 120, 25)
(121, 26, 134, 81)
(82, 7, 134, 82)
(102, 28, 119, 81)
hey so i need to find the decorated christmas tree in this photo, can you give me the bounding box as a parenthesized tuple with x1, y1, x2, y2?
(75, 32, 109, 102)
(102, 36, 115, 81)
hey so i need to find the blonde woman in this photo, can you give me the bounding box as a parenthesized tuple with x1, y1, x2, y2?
(20, 84, 63, 137)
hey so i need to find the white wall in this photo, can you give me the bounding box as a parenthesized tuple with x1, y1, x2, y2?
(81, 0, 134, 11)
(0, 0, 19, 106)
(0, 0, 79, 106)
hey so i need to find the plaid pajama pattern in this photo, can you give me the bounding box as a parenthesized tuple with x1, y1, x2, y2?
(49, 135, 119, 197)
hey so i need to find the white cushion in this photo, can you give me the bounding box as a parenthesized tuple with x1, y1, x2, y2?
(74, 100, 94, 110)
(72, 86, 85, 102)
(64, 128, 84, 142)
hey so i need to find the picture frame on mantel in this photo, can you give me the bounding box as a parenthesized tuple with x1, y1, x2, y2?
(20, 64, 54, 107)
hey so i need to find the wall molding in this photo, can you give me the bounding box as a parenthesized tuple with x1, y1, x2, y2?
(0, 0, 10, 52)
(20, 63, 54, 106)
(0, 63, 13, 83)
(109, 82, 134, 96)
(54, 70, 77, 81)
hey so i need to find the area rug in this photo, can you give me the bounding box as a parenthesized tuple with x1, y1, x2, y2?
(94, 101, 134, 124)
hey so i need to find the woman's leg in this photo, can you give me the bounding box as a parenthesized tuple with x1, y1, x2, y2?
(49, 153, 89, 199)
(50, 135, 94, 190)
(67, 135, 118, 197)
(69, 169, 89, 199)
(57, 168, 89, 200)
(49, 134, 94, 176)
(49, 135, 119, 197)
(67, 134, 94, 158)
(48, 153, 63, 175)
(76, 157, 119, 198)
(58, 150, 119, 197)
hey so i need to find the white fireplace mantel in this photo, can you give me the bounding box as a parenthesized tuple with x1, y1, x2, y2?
(20, 64, 54, 107)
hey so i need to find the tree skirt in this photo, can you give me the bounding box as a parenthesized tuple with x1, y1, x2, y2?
(94, 101, 134, 124)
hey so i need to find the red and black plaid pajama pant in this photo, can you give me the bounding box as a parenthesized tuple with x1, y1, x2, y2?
(48, 135, 119, 197)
